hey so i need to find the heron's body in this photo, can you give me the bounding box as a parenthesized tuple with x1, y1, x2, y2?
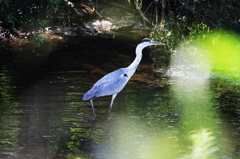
(82, 38, 164, 119)
(82, 68, 129, 100)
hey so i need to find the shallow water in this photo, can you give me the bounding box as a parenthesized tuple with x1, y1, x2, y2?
(0, 35, 240, 159)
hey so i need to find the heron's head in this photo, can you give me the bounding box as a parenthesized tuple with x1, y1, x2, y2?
(140, 38, 165, 47)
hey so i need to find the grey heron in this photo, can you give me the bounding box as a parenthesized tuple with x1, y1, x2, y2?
(82, 38, 165, 119)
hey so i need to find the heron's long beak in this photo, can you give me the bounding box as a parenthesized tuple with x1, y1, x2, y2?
(152, 41, 165, 45)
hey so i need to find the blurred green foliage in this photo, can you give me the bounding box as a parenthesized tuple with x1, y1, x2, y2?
(0, 0, 71, 29)
(0, 0, 71, 46)
(128, 0, 240, 69)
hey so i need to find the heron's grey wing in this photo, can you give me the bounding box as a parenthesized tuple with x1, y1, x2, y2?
(82, 68, 129, 100)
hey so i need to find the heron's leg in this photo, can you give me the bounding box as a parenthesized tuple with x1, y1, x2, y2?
(109, 93, 117, 118)
(90, 99, 96, 118)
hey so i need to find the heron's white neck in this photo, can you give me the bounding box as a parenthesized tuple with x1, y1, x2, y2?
(127, 44, 146, 76)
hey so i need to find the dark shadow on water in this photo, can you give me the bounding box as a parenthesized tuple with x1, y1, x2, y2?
(0, 34, 156, 158)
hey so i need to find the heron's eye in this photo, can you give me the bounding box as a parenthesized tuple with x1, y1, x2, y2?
(124, 74, 128, 77)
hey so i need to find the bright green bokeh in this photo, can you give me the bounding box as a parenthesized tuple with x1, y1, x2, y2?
(160, 30, 238, 158)
(199, 31, 240, 79)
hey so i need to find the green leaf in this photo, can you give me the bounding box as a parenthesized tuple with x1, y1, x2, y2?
(3, 0, 12, 8)
(48, 1, 56, 9)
